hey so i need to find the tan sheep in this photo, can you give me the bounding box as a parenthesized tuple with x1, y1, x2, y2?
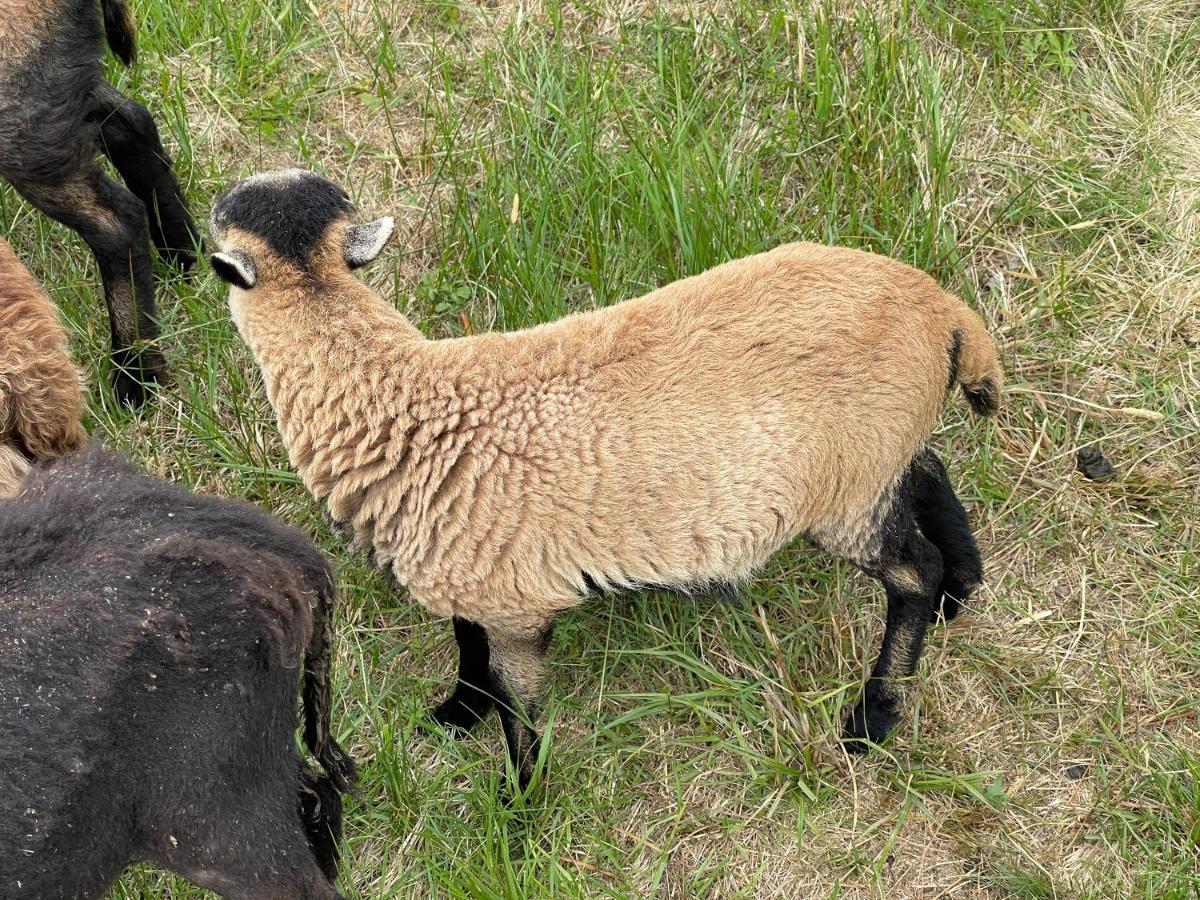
(211, 169, 1003, 791)
(0, 236, 86, 496)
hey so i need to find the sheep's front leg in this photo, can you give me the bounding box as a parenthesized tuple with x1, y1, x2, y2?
(843, 527, 943, 750)
(487, 623, 555, 793)
(430, 616, 495, 734)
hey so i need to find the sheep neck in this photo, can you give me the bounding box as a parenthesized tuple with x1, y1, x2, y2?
(236, 277, 429, 496)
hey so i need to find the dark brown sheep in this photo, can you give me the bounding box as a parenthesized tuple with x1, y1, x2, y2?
(0, 446, 356, 898)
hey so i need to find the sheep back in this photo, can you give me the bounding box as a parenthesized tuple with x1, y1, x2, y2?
(259, 242, 995, 633)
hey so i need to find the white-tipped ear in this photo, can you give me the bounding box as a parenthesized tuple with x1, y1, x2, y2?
(343, 217, 395, 269)
(210, 250, 257, 289)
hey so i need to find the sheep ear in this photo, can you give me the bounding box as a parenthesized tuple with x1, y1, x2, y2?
(343, 217, 395, 269)
(210, 250, 256, 289)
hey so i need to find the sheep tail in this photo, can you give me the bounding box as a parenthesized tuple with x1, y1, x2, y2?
(947, 303, 1003, 416)
(301, 569, 357, 793)
(99, 0, 136, 66)
(297, 568, 356, 879)
(299, 766, 346, 881)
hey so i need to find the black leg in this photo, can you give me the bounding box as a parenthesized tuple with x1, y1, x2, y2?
(844, 526, 943, 751)
(487, 624, 554, 794)
(13, 163, 163, 406)
(430, 617, 495, 735)
(911, 449, 984, 622)
(94, 84, 201, 269)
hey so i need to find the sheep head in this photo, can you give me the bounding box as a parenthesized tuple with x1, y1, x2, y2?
(209, 169, 394, 292)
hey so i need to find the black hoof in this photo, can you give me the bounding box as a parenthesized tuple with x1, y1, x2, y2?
(499, 767, 536, 806)
(932, 575, 981, 623)
(931, 591, 962, 623)
(110, 351, 163, 408)
(111, 372, 150, 407)
(941, 592, 962, 622)
(161, 244, 199, 271)
(154, 208, 203, 272)
(428, 693, 492, 738)
(842, 696, 900, 753)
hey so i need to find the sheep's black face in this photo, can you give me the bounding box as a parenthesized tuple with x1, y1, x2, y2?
(210, 169, 353, 270)
(210, 169, 395, 290)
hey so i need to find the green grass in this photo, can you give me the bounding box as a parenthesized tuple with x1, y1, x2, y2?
(3, 0, 1198, 896)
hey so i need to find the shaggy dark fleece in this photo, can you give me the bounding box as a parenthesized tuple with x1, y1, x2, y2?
(0, 446, 355, 899)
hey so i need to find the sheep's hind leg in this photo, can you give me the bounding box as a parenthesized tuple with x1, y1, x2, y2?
(13, 164, 162, 406)
(159, 787, 343, 900)
(430, 616, 495, 735)
(488, 623, 555, 794)
(911, 448, 984, 623)
(94, 84, 201, 269)
(843, 524, 943, 751)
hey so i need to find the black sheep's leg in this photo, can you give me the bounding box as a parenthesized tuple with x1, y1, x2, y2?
(13, 163, 163, 406)
(911, 449, 985, 622)
(94, 83, 201, 269)
(843, 522, 943, 751)
(430, 616, 496, 735)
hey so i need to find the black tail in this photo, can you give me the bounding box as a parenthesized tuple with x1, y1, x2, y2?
(100, 0, 136, 66)
(298, 570, 355, 879)
(299, 766, 346, 881)
(946, 318, 1002, 417)
(302, 570, 356, 792)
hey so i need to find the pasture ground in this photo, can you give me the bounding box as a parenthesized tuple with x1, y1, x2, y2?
(2, 0, 1196, 896)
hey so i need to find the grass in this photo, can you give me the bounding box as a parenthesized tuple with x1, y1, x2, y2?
(3, 0, 1198, 896)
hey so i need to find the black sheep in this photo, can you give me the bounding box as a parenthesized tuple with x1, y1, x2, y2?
(0, 446, 356, 899)
(0, 0, 201, 406)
